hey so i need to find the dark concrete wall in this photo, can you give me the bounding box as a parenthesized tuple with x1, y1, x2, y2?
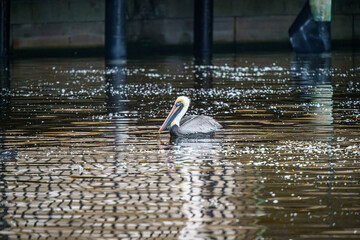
(10, 0, 360, 50)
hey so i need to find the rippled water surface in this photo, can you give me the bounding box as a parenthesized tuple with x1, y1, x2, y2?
(1, 52, 360, 239)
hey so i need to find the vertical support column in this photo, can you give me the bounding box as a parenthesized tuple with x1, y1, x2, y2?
(105, 0, 127, 63)
(310, 0, 331, 52)
(289, 0, 331, 53)
(0, 0, 10, 69)
(194, 0, 213, 65)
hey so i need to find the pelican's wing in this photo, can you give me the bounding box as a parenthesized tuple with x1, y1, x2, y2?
(180, 115, 197, 125)
(179, 115, 222, 135)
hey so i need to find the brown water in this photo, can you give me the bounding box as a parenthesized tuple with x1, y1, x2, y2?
(0, 52, 360, 239)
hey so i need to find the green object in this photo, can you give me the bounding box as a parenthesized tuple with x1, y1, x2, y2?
(310, 0, 332, 21)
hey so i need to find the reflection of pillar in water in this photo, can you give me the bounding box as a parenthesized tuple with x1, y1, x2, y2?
(0, 68, 10, 148)
(0, 67, 10, 234)
(193, 65, 213, 116)
(194, 65, 213, 90)
(106, 63, 127, 114)
(291, 54, 333, 137)
(105, 63, 129, 168)
(290, 53, 342, 236)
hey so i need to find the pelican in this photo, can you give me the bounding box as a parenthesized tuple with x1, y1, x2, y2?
(159, 96, 222, 137)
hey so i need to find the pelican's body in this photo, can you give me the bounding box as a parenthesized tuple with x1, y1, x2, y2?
(159, 96, 222, 137)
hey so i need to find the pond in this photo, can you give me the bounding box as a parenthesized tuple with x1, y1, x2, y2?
(0, 51, 360, 239)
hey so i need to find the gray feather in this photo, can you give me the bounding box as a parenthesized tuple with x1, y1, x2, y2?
(178, 115, 222, 135)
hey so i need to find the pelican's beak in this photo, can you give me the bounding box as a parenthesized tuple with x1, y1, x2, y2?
(159, 103, 182, 133)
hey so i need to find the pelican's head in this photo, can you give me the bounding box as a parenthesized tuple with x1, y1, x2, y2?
(159, 96, 190, 133)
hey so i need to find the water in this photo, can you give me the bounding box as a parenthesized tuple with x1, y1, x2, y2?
(1, 51, 360, 239)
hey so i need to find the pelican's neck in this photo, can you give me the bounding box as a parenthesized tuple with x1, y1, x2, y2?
(170, 97, 190, 127)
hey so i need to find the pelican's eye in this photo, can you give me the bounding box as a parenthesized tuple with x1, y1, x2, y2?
(176, 102, 183, 107)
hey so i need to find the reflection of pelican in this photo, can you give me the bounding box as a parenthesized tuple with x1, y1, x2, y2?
(159, 96, 222, 137)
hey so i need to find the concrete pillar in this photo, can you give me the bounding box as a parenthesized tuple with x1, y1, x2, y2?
(289, 0, 331, 53)
(194, 0, 213, 64)
(0, 0, 10, 68)
(105, 0, 127, 63)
